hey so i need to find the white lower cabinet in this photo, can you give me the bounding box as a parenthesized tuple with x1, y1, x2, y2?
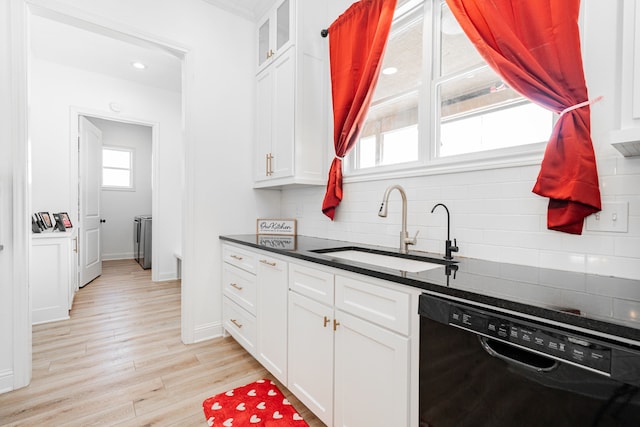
(288, 262, 417, 427)
(221, 244, 419, 426)
(223, 296, 257, 355)
(31, 230, 78, 324)
(334, 310, 410, 427)
(222, 244, 290, 385)
(222, 244, 258, 356)
(256, 254, 288, 385)
(288, 291, 335, 425)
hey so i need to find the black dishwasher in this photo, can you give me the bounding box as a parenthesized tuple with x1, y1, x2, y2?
(419, 294, 640, 427)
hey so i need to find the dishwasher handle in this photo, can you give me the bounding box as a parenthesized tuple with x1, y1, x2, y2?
(479, 336, 559, 373)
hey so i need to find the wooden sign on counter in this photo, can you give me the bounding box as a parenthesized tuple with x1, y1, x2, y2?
(256, 218, 297, 236)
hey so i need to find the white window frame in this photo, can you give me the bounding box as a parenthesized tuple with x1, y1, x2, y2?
(102, 146, 135, 191)
(344, 0, 556, 183)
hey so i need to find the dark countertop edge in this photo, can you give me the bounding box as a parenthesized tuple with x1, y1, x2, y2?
(219, 235, 640, 346)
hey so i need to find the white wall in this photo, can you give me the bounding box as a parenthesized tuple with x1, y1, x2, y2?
(29, 57, 182, 281)
(0, 0, 15, 392)
(26, 0, 281, 344)
(1, 0, 30, 394)
(89, 118, 153, 261)
(280, 1, 640, 321)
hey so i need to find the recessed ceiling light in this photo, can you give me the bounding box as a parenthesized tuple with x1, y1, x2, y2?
(131, 61, 147, 70)
(382, 67, 398, 75)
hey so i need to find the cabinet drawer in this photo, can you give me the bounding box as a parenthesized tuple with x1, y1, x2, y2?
(223, 297, 257, 356)
(223, 245, 257, 274)
(223, 264, 257, 315)
(335, 275, 410, 335)
(289, 263, 334, 306)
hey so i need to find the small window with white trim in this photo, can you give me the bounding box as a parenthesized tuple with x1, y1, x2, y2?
(102, 146, 134, 190)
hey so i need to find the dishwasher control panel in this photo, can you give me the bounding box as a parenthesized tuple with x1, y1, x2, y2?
(447, 305, 612, 374)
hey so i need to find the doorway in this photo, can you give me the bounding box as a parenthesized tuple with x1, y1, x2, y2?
(79, 116, 154, 287)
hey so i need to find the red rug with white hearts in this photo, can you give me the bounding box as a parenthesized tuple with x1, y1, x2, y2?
(202, 379, 309, 427)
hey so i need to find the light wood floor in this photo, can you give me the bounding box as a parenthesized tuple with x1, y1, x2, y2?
(0, 259, 324, 426)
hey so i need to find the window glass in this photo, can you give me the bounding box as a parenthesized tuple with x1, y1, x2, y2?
(102, 168, 131, 187)
(102, 147, 133, 189)
(103, 148, 131, 169)
(352, 4, 424, 169)
(347, 0, 553, 175)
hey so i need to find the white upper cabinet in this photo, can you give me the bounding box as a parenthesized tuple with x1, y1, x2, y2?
(257, 0, 293, 72)
(254, 0, 328, 188)
(611, 0, 640, 156)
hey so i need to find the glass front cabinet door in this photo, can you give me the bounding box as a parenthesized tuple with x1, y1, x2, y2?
(257, 0, 292, 71)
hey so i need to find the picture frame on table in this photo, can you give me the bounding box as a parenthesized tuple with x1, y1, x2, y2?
(53, 212, 73, 229)
(38, 212, 53, 228)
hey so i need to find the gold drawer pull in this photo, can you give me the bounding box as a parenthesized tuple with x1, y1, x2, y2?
(230, 283, 243, 291)
(260, 259, 277, 267)
(230, 319, 243, 329)
(230, 254, 244, 261)
(333, 319, 340, 331)
(323, 316, 330, 328)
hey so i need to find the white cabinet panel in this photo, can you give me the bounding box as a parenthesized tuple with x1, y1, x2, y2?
(256, 255, 289, 385)
(223, 263, 257, 315)
(223, 296, 257, 356)
(289, 262, 334, 306)
(335, 275, 411, 335)
(31, 231, 78, 324)
(334, 310, 410, 427)
(288, 291, 334, 426)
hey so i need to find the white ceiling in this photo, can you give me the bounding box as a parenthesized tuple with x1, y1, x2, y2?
(28, 0, 274, 94)
(29, 14, 183, 93)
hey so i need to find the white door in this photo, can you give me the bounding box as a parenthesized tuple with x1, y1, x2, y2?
(79, 116, 102, 286)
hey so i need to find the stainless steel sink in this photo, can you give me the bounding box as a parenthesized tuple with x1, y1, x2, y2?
(311, 247, 450, 273)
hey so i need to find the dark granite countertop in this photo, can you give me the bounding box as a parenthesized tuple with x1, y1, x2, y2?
(220, 234, 640, 345)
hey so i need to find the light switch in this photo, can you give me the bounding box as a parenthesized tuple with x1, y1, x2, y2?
(585, 201, 629, 233)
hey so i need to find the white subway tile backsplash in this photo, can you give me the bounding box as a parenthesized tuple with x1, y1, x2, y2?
(613, 299, 640, 325)
(280, 152, 640, 313)
(539, 250, 587, 273)
(585, 255, 640, 279)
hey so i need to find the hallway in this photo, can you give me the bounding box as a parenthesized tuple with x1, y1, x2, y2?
(0, 260, 320, 426)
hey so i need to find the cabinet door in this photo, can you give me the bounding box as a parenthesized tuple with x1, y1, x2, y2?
(256, 255, 288, 385)
(288, 291, 334, 426)
(256, 0, 293, 71)
(257, 15, 271, 68)
(334, 310, 410, 427)
(275, 0, 292, 52)
(270, 48, 295, 179)
(255, 68, 273, 181)
(223, 263, 257, 315)
(31, 236, 72, 324)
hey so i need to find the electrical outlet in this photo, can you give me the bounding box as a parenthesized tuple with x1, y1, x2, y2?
(585, 201, 629, 233)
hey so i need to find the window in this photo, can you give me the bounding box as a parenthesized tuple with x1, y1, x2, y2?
(348, 0, 553, 174)
(102, 147, 134, 190)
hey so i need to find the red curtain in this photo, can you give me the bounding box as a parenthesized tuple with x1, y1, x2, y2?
(321, 0, 397, 220)
(446, 0, 601, 234)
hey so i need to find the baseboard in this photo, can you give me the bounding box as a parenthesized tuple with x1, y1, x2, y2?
(0, 369, 14, 394)
(102, 252, 133, 261)
(157, 271, 179, 281)
(193, 320, 224, 343)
